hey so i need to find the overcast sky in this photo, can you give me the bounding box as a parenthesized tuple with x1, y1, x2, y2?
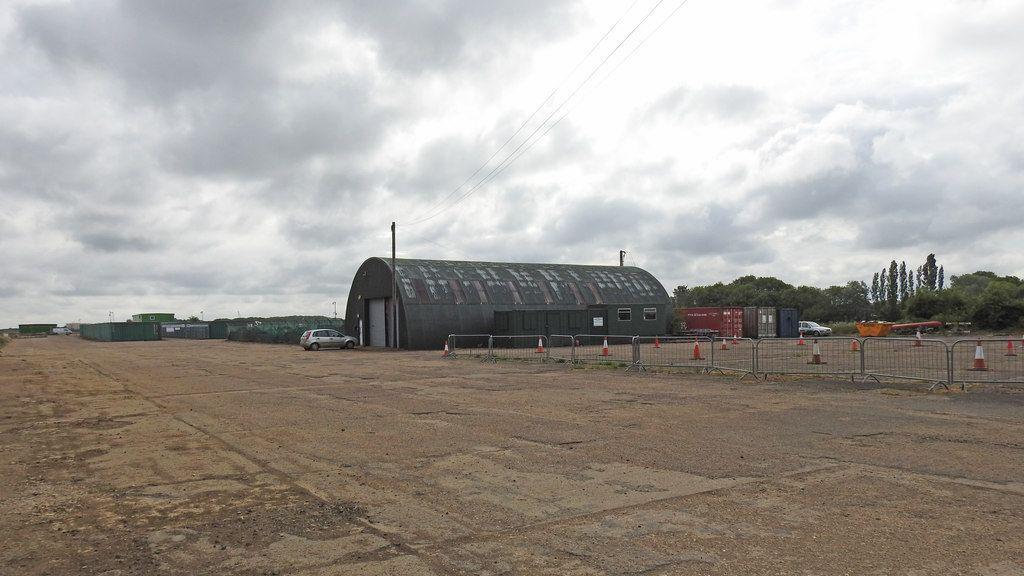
(1, 0, 1022, 326)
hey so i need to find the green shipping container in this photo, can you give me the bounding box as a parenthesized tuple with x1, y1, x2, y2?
(19, 324, 58, 334)
(208, 321, 228, 339)
(80, 322, 162, 342)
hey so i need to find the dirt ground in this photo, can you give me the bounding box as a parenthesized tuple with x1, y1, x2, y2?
(1, 337, 1022, 575)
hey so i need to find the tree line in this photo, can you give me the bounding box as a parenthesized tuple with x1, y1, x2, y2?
(673, 254, 1024, 330)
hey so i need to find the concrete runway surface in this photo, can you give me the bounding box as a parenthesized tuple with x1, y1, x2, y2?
(1, 337, 1022, 575)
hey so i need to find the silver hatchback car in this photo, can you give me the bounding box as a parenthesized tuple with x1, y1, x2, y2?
(799, 321, 833, 336)
(300, 329, 357, 351)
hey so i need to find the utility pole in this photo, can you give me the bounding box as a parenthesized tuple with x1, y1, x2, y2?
(391, 222, 398, 349)
(619, 250, 626, 267)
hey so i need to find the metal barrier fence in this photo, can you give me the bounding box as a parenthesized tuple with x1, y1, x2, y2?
(951, 338, 1024, 387)
(491, 335, 549, 363)
(756, 337, 862, 380)
(634, 336, 715, 373)
(862, 337, 951, 390)
(547, 335, 576, 363)
(710, 336, 757, 378)
(447, 334, 491, 360)
(441, 334, 1024, 390)
(572, 334, 637, 367)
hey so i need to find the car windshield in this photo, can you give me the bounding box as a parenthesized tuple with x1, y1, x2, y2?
(804, 322, 820, 328)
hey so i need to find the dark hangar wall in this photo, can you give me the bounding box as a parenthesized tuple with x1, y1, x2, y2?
(345, 257, 672, 350)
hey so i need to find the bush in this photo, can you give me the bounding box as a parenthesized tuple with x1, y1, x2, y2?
(970, 280, 1024, 330)
(904, 290, 969, 321)
(227, 326, 307, 344)
(828, 322, 858, 335)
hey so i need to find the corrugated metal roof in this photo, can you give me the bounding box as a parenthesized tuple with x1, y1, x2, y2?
(385, 258, 669, 307)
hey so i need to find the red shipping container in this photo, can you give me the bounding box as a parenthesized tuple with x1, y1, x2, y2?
(682, 307, 744, 337)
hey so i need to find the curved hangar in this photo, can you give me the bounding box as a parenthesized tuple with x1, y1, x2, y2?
(345, 258, 671, 350)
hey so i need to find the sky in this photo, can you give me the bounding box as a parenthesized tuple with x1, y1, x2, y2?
(1, 0, 1022, 326)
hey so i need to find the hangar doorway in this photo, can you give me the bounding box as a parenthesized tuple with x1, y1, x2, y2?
(368, 298, 388, 347)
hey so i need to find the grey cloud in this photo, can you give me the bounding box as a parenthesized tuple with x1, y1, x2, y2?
(162, 83, 390, 179)
(335, 0, 580, 73)
(61, 210, 161, 253)
(744, 100, 1024, 251)
(655, 204, 774, 263)
(16, 1, 284, 99)
(75, 231, 158, 253)
(550, 197, 658, 247)
(645, 84, 767, 122)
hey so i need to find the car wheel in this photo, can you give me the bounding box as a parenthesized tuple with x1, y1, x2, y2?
(310, 343, 320, 351)
(345, 341, 355, 349)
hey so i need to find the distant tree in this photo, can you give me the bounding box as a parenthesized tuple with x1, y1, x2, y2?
(870, 273, 879, 303)
(886, 261, 899, 319)
(938, 266, 945, 290)
(924, 253, 938, 290)
(879, 273, 887, 305)
(822, 281, 872, 321)
(898, 261, 908, 302)
(970, 280, 1024, 329)
(905, 289, 970, 321)
(949, 271, 999, 298)
(907, 268, 915, 298)
(186, 315, 200, 322)
(673, 285, 690, 307)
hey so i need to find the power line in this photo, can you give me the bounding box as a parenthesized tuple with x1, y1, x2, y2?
(412, 0, 691, 219)
(404, 0, 642, 224)
(404, 0, 669, 227)
(596, 0, 693, 87)
(508, 0, 695, 168)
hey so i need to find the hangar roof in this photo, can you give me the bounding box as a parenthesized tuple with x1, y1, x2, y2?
(380, 258, 670, 307)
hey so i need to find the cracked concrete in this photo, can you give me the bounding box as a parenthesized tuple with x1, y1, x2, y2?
(1, 336, 1022, 575)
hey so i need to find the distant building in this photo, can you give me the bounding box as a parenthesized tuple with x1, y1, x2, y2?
(19, 324, 57, 335)
(345, 257, 672, 350)
(131, 313, 176, 323)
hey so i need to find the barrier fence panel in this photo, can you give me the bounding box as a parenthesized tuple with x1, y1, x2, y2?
(635, 336, 713, 372)
(710, 337, 757, 378)
(447, 334, 491, 360)
(573, 334, 636, 366)
(443, 333, 1005, 392)
(491, 335, 549, 363)
(861, 338, 951, 389)
(547, 334, 576, 363)
(756, 337, 862, 379)
(951, 338, 1024, 387)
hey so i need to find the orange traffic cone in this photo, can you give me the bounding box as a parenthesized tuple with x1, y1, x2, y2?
(969, 341, 988, 371)
(850, 339, 860, 353)
(1006, 340, 1017, 357)
(535, 337, 545, 354)
(797, 332, 806, 346)
(653, 336, 661, 349)
(808, 339, 826, 365)
(720, 338, 728, 351)
(442, 340, 450, 357)
(913, 329, 923, 347)
(692, 342, 704, 360)
(601, 337, 610, 357)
